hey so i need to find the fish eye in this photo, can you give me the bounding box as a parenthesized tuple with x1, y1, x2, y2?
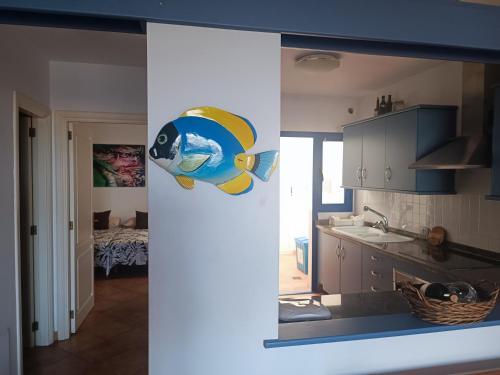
(157, 134, 168, 145)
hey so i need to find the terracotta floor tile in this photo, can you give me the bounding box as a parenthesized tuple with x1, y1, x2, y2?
(23, 346, 71, 370)
(24, 275, 148, 374)
(25, 354, 89, 375)
(102, 348, 148, 375)
(56, 330, 106, 354)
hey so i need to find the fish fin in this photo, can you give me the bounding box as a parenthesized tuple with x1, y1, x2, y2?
(180, 106, 256, 151)
(217, 172, 254, 195)
(175, 175, 195, 190)
(178, 154, 210, 173)
(234, 151, 279, 182)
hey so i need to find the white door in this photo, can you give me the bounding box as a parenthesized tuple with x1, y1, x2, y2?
(69, 122, 95, 332)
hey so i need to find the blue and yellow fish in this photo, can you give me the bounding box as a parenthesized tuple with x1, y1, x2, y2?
(149, 106, 279, 195)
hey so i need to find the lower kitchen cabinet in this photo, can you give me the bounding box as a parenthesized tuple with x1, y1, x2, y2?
(340, 238, 363, 294)
(318, 231, 362, 294)
(318, 230, 341, 294)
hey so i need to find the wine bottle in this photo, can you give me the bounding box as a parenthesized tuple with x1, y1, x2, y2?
(387, 95, 393, 113)
(446, 282, 478, 303)
(374, 97, 380, 116)
(420, 283, 459, 302)
(380, 96, 387, 114)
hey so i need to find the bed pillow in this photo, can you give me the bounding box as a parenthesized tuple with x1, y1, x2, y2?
(109, 216, 121, 228)
(94, 210, 111, 230)
(122, 217, 136, 228)
(135, 211, 148, 229)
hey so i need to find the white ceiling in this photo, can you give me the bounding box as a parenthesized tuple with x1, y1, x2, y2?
(282, 48, 444, 97)
(0, 25, 146, 67)
(0, 25, 444, 97)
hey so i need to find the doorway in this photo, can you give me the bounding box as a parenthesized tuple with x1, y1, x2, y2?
(279, 136, 313, 294)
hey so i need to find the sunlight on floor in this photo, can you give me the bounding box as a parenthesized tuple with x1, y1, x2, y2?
(279, 252, 311, 294)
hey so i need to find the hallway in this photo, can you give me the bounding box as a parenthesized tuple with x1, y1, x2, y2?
(23, 276, 148, 375)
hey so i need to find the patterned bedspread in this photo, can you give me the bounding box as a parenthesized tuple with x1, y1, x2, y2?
(94, 228, 148, 276)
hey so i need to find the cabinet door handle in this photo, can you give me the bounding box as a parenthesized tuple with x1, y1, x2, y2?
(336, 245, 340, 258)
(385, 166, 392, 182)
(370, 255, 379, 261)
(341, 246, 345, 260)
(356, 167, 362, 182)
(370, 270, 382, 278)
(361, 168, 367, 180)
(370, 286, 380, 292)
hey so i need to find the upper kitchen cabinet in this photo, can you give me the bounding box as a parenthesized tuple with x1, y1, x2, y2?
(362, 117, 386, 189)
(342, 124, 363, 188)
(342, 105, 457, 194)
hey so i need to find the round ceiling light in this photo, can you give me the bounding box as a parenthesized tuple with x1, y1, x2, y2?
(295, 53, 341, 73)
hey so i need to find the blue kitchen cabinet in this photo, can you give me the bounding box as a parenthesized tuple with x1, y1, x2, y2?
(342, 105, 457, 194)
(342, 124, 363, 188)
(362, 117, 386, 189)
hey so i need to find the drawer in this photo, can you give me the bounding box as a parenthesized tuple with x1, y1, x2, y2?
(362, 246, 396, 293)
(362, 247, 394, 274)
(363, 269, 394, 293)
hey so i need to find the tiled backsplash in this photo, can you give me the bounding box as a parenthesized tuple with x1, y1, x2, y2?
(355, 190, 500, 253)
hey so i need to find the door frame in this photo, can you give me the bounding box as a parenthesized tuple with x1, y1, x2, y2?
(280, 131, 353, 292)
(13, 92, 52, 370)
(53, 111, 147, 340)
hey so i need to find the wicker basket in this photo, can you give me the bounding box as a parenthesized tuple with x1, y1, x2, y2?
(399, 282, 499, 325)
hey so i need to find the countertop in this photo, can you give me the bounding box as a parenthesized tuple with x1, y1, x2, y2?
(317, 224, 500, 282)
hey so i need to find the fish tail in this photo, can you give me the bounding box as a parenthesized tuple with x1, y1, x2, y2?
(235, 151, 279, 182)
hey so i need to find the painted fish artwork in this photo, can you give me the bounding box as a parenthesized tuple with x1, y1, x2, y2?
(149, 106, 279, 195)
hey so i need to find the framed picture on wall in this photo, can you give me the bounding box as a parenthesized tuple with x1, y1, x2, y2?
(93, 144, 146, 187)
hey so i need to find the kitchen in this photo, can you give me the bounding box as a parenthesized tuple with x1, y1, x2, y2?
(276, 48, 500, 346)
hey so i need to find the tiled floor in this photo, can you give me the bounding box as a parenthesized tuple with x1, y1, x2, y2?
(279, 252, 311, 294)
(23, 275, 148, 375)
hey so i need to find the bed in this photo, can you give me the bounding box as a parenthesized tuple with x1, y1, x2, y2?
(94, 228, 149, 276)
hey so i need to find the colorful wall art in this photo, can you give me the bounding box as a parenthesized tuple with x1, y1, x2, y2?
(93, 144, 146, 187)
(149, 106, 279, 195)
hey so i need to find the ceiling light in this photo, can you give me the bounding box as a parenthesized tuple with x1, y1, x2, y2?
(295, 53, 340, 73)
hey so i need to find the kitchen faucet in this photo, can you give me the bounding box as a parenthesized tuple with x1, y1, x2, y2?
(363, 206, 389, 233)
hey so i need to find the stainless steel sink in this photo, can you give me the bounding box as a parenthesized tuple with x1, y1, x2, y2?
(330, 226, 414, 243)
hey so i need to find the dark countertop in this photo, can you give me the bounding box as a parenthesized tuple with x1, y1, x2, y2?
(280, 291, 411, 321)
(316, 224, 500, 282)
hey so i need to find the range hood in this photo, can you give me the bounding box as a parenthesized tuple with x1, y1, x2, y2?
(410, 63, 500, 170)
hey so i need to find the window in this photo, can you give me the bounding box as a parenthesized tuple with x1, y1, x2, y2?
(321, 141, 344, 204)
(315, 134, 352, 213)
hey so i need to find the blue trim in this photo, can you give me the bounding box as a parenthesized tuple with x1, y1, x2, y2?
(280, 131, 352, 292)
(264, 307, 500, 348)
(3, 1, 500, 52)
(0, 9, 145, 33)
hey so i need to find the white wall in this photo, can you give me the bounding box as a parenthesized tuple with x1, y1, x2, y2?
(148, 24, 500, 375)
(282, 93, 359, 132)
(356, 61, 463, 123)
(76, 123, 148, 221)
(0, 27, 50, 375)
(50, 61, 147, 113)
